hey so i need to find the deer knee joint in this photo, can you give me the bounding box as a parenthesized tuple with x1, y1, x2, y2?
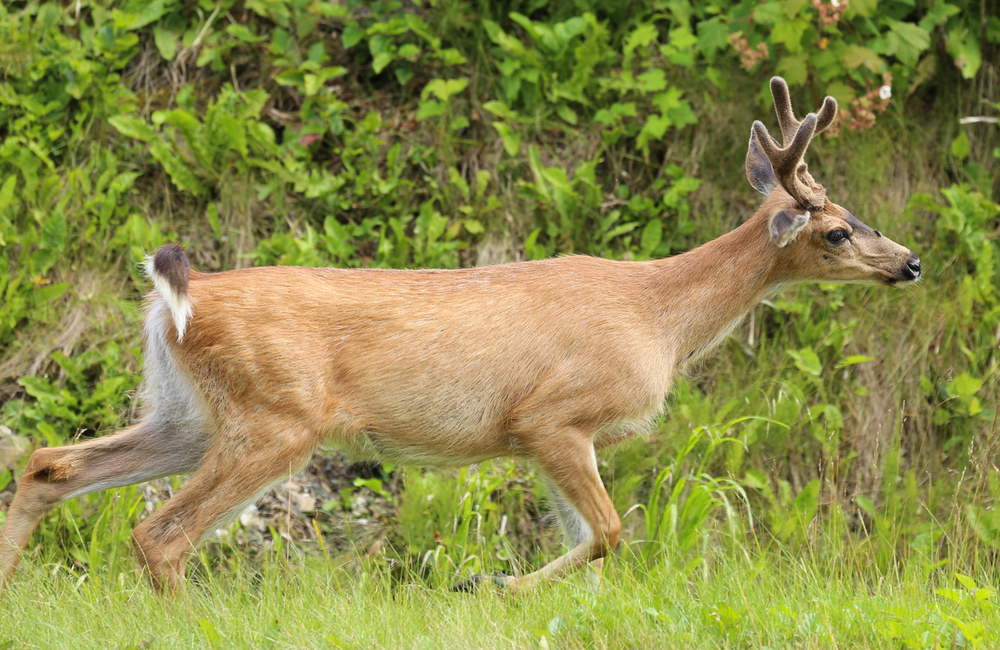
(25, 450, 78, 483)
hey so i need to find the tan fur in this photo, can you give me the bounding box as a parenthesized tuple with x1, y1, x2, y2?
(0, 80, 920, 596)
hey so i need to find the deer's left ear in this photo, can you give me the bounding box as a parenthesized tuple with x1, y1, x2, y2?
(769, 209, 810, 247)
(746, 128, 779, 196)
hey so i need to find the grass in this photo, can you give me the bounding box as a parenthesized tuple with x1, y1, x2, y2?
(2, 540, 998, 649)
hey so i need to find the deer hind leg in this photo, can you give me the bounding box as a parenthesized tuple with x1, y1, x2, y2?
(0, 417, 204, 592)
(507, 431, 620, 593)
(131, 418, 318, 592)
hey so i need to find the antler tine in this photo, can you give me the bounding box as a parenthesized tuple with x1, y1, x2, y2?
(750, 77, 842, 210)
(769, 77, 839, 142)
(770, 77, 800, 144)
(814, 95, 838, 133)
(752, 114, 816, 174)
(752, 113, 821, 209)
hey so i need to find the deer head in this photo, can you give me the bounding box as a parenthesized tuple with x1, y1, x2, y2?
(746, 77, 921, 286)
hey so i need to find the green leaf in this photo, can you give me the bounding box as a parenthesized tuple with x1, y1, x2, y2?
(492, 122, 521, 156)
(556, 104, 578, 125)
(165, 109, 200, 144)
(303, 73, 322, 96)
(464, 220, 485, 235)
(838, 45, 882, 72)
(955, 573, 978, 591)
(919, 2, 960, 32)
(742, 470, 768, 490)
(794, 479, 820, 517)
(226, 24, 267, 43)
(771, 18, 809, 54)
(823, 404, 843, 429)
(640, 219, 662, 256)
(37, 282, 69, 302)
(883, 19, 931, 67)
(638, 69, 667, 93)
(274, 70, 305, 87)
(40, 211, 67, 254)
(636, 113, 671, 150)
(216, 113, 247, 157)
(754, 1, 783, 25)
(108, 115, 156, 142)
(125, 0, 169, 30)
(199, 619, 222, 650)
(907, 54, 938, 96)
(776, 54, 808, 85)
(788, 347, 822, 376)
(152, 26, 178, 61)
(951, 131, 970, 160)
(482, 100, 515, 120)
(948, 373, 982, 400)
(783, 0, 810, 18)
(947, 28, 982, 79)
(855, 495, 875, 516)
(666, 99, 697, 128)
(206, 203, 221, 239)
(372, 51, 393, 74)
(149, 140, 206, 196)
(416, 100, 446, 121)
(696, 17, 729, 62)
(436, 48, 467, 65)
(624, 22, 658, 57)
(394, 63, 413, 85)
(342, 25, 365, 49)
(825, 81, 855, 108)
(835, 355, 874, 369)
(0, 176, 17, 214)
(845, 0, 877, 17)
(421, 78, 468, 102)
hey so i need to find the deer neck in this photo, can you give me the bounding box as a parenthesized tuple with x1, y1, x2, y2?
(649, 216, 780, 366)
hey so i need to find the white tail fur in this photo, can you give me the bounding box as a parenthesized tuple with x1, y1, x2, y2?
(145, 249, 193, 342)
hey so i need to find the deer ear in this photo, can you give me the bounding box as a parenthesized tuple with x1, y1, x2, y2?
(769, 209, 810, 247)
(746, 128, 779, 196)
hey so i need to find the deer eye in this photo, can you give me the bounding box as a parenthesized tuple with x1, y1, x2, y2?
(826, 229, 848, 244)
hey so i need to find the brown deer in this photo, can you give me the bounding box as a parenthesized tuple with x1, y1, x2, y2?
(0, 78, 920, 596)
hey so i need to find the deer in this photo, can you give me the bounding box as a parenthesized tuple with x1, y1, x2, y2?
(0, 77, 920, 597)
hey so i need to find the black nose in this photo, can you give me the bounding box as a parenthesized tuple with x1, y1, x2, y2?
(904, 256, 921, 280)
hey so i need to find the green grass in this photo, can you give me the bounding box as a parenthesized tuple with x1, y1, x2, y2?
(3, 542, 998, 649)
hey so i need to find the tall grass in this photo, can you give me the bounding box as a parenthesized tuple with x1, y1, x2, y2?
(3, 531, 999, 649)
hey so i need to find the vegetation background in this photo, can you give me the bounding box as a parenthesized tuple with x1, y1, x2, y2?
(0, 0, 998, 647)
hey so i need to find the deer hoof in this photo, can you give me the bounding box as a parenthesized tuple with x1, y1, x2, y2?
(450, 573, 511, 593)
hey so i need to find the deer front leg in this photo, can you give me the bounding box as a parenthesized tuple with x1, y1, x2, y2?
(547, 477, 606, 589)
(509, 430, 620, 593)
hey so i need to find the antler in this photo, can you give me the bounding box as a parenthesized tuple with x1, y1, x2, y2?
(750, 77, 838, 210)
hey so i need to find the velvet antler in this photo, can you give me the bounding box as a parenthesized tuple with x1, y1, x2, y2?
(749, 77, 838, 210)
